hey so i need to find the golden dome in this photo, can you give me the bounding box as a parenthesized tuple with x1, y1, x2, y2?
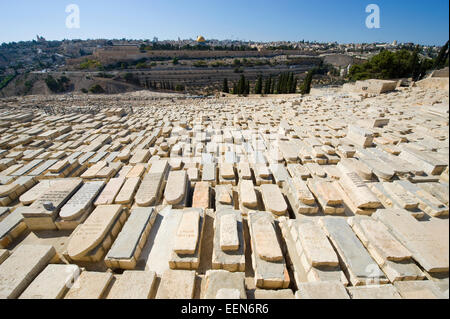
(197, 36, 206, 43)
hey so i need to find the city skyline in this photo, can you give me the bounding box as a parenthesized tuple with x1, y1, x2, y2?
(0, 0, 448, 45)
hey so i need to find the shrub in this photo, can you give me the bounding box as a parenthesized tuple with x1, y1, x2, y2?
(193, 60, 208, 67)
(89, 84, 105, 94)
(80, 59, 101, 70)
(45, 75, 71, 93)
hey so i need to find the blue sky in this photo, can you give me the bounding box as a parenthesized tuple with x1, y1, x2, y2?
(0, 0, 448, 45)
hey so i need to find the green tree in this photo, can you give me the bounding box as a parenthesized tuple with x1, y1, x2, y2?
(348, 49, 434, 81)
(45, 75, 71, 93)
(290, 76, 298, 93)
(237, 74, 246, 95)
(287, 73, 293, 94)
(434, 40, 449, 69)
(254, 75, 263, 94)
(270, 76, 276, 94)
(299, 69, 314, 94)
(222, 78, 229, 93)
(409, 46, 421, 81)
(263, 77, 271, 94)
(89, 84, 105, 94)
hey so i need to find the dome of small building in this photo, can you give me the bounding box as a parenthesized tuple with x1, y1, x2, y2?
(197, 36, 206, 43)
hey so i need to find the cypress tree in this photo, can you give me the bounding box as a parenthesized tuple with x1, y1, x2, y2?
(287, 73, 294, 93)
(222, 78, 229, 93)
(270, 77, 275, 94)
(410, 46, 421, 81)
(276, 74, 282, 93)
(255, 75, 263, 94)
(300, 70, 314, 94)
(434, 40, 449, 69)
(264, 77, 271, 94)
(291, 77, 298, 93)
(237, 74, 246, 95)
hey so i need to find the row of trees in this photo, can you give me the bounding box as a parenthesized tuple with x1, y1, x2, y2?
(144, 79, 185, 92)
(348, 41, 449, 82)
(223, 71, 311, 95)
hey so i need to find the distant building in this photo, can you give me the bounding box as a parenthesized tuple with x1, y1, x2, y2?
(197, 36, 206, 45)
(36, 35, 46, 43)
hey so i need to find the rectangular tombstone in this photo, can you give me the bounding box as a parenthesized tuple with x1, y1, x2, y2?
(135, 172, 166, 207)
(399, 147, 448, 176)
(283, 178, 318, 216)
(220, 213, 239, 251)
(105, 207, 156, 270)
(126, 164, 146, 178)
(0, 244, 56, 299)
(19, 264, 80, 299)
(65, 271, 113, 299)
(348, 215, 412, 265)
(215, 184, 234, 211)
(192, 181, 210, 209)
(295, 281, 350, 299)
(203, 270, 246, 299)
(129, 149, 150, 164)
(173, 209, 200, 255)
(22, 178, 83, 230)
(239, 179, 257, 209)
(269, 163, 290, 186)
(81, 161, 107, 179)
(394, 281, 447, 299)
(155, 269, 196, 299)
(347, 285, 401, 299)
(260, 184, 287, 216)
(219, 163, 236, 185)
(115, 177, 140, 205)
(107, 271, 156, 299)
(337, 162, 382, 209)
(0, 211, 27, 249)
(319, 217, 387, 286)
(279, 219, 348, 287)
(212, 209, 245, 272)
(298, 220, 339, 267)
(418, 183, 449, 206)
(382, 182, 419, 210)
(238, 162, 252, 180)
(94, 177, 126, 206)
(334, 181, 376, 216)
(381, 259, 425, 282)
(254, 289, 295, 299)
(248, 211, 289, 289)
(202, 163, 217, 186)
(169, 208, 205, 270)
(394, 180, 448, 217)
(373, 209, 449, 273)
